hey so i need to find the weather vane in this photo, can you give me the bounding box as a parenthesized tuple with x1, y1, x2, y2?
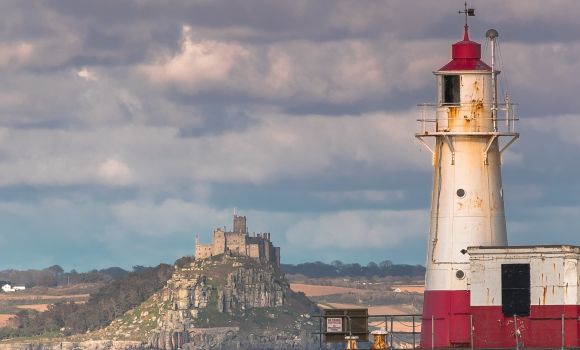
(459, 1, 475, 27)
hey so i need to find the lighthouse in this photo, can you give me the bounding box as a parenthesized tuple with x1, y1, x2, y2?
(416, 7, 519, 348)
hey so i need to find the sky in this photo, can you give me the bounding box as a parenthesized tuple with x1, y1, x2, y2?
(1, 1, 580, 271)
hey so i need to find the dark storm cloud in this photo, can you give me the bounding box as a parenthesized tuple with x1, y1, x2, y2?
(38, 1, 580, 44)
(43, 0, 433, 41)
(177, 104, 258, 137)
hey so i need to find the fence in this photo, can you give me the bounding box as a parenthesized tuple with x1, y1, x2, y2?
(312, 314, 421, 350)
(313, 313, 578, 350)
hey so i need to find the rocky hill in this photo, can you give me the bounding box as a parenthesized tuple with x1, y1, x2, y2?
(153, 255, 318, 348)
(56, 254, 319, 349)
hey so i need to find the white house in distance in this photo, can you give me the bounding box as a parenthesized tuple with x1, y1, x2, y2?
(1, 284, 26, 293)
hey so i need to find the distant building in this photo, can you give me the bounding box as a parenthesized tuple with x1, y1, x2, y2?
(195, 214, 281, 267)
(1, 284, 25, 293)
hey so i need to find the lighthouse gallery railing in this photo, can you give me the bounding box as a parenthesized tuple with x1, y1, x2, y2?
(416, 102, 519, 135)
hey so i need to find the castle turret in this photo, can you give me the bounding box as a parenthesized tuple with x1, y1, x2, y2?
(233, 214, 247, 234)
(416, 14, 518, 347)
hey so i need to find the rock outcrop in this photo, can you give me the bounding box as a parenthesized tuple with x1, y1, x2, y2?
(217, 264, 285, 313)
(146, 255, 317, 349)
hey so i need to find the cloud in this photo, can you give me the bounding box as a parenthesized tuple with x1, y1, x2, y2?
(313, 190, 407, 205)
(509, 205, 580, 246)
(285, 209, 427, 249)
(98, 159, 133, 186)
(110, 199, 229, 238)
(479, 0, 580, 28)
(0, 111, 424, 188)
(141, 26, 250, 90)
(0, 42, 34, 67)
(139, 25, 444, 104)
(527, 114, 580, 146)
(77, 67, 98, 81)
(501, 149, 524, 166)
(503, 41, 580, 91)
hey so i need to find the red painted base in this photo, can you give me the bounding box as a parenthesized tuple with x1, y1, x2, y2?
(420, 290, 471, 348)
(420, 290, 580, 348)
(471, 305, 580, 348)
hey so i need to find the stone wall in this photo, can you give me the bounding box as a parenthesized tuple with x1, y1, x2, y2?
(224, 232, 246, 255)
(194, 244, 212, 260)
(248, 243, 260, 259)
(211, 230, 226, 255)
(263, 241, 270, 262)
(274, 247, 281, 267)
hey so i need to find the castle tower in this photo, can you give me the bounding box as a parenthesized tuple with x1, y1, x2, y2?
(416, 12, 518, 347)
(233, 214, 247, 234)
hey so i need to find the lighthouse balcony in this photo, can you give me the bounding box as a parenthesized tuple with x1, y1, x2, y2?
(416, 102, 519, 137)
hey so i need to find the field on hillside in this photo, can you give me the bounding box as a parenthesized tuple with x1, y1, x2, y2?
(290, 277, 424, 319)
(317, 302, 418, 315)
(15, 304, 50, 312)
(393, 284, 424, 294)
(0, 283, 101, 327)
(290, 283, 369, 297)
(0, 314, 13, 328)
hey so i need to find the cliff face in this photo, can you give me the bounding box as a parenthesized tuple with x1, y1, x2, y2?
(217, 264, 285, 313)
(148, 255, 317, 349)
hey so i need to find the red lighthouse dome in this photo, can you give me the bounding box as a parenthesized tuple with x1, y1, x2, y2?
(438, 26, 491, 71)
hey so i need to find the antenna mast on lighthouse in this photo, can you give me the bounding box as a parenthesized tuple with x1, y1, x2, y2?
(416, 3, 519, 347)
(486, 28, 499, 130)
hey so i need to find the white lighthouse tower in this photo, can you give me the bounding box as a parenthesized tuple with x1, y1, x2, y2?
(416, 7, 518, 348)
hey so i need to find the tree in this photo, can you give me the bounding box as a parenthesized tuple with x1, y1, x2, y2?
(331, 260, 344, 268)
(379, 260, 393, 270)
(46, 265, 64, 275)
(174, 256, 195, 269)
(366, 261, 379, 276)
(38, 272, 57, 287)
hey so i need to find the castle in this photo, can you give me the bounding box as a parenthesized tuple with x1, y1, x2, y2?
(195, 214, 281, 267)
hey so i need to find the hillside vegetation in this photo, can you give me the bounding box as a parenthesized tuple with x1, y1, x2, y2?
(0, 266, 130, 288)
(281, 260, 425, 278)
(0, 264, 173, 339)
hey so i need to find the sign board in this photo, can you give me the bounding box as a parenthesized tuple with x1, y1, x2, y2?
(322, 308, 368, 343)
(326, 317, 343, 333)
